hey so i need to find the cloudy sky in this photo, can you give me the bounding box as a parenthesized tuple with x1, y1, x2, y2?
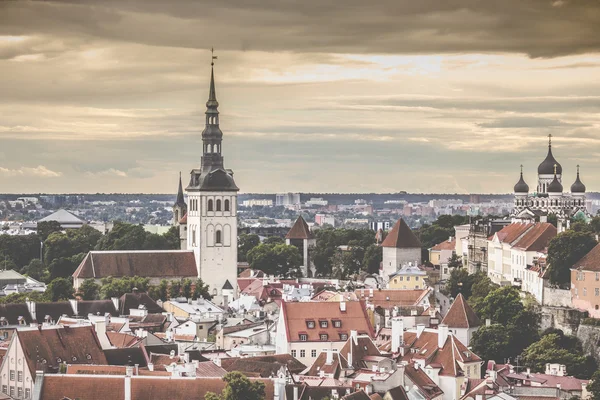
(1, 0, 600, 194)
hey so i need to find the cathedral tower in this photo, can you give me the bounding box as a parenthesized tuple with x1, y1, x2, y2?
(185, 55, 238, 306)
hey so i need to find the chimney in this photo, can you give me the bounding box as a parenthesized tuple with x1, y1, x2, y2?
(438, 324, 449, 349)
(124, 374, 131, 400)
(326, 349, 333, 365)
(293, 386, 299, 400)
(350, 330, 358, 344)
(486, 319, 491, 326)
(134, 364, 139, 376)
(416, 324, 426, 338)
(214, 357, 221, 367)
(94, 319, 112, 350)
(67, 299, 77, 316)
(147, 363, 154, 371)
(347, 351, 353, 367)
(111, 297, 119, 311)
(125, 365, 134, 377)
(391, 317, 404, 353)
(448, 236, 453, 242)
(26, 299, 36, 322)
(340, 301, 346, 312)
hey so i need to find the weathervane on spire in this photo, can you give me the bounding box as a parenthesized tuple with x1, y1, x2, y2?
(520, 164, 523, 174)
(548, 134, 552, 146)
(211, 47, 217, 66)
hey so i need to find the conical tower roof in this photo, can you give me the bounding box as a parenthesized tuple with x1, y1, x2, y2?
(441, 293, 481, 328)
(174, 172, 186, 207)
(381, 218, 421, 248)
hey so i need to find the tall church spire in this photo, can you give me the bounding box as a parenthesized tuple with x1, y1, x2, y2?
(201, 49, 224, 171)
(175, 172, 185, 207)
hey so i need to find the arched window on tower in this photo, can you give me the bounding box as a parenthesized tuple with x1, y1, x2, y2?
(224, 199, 230, 211)
(216, 230, 222, 244)
(216, 199, 222, 211)
(208, 199, 213, 211)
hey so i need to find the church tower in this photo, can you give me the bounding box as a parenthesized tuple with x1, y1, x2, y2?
(173, 172, 187, 226)
(185, 55, 238, 306)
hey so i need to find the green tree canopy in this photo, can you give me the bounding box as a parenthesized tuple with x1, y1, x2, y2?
(37, 221, 63, 242)
(520, 332, 597, 379)
(204, 371, 266, 400)
(470, 324, 512, 363)
(238, 234, 260, 262)
(99, 276, 150, 299)
(79, 278, 100, 300)
(94, 221, 179, 251)
(247, 242, 303, 277)
(588, 370, 600, 400)
(310, 228, 376, 277)
(193, 278, 212, 300)
(547, 230, 597, 287)
(362, 244, 382, 275)
(47, 277, 74, 301)
(478, 286, 524, 325)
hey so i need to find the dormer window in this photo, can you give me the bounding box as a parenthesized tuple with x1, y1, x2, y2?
(299, 334, 308, 341)
(320, 334, 328, 341)
(18, 316, 25, 326)
(333, 320, 341, 328)
(0, 317, 7, 327)
(340, 333, 348, 341)
(306, 320, 315, 329)
(320, 320, 328, 328)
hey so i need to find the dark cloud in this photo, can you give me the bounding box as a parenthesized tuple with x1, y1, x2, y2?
(1, 0, 600, 57)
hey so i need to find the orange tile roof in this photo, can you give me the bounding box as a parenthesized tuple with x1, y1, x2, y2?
(106, 332, 141, 348)
(571, 242, 600, 272)
(354, 289, 430, 308)
(405, 364, 444, 399)
(40, 375, 125, 400)
(282, 301, 374, 342)
(441, 294, 480, 328)
(286, 216, 313, 239)
(381, 219, 422, 249)
(430, 238, 456, 251)
(512, 223, 556, 251)
(131, 376, 275, 399)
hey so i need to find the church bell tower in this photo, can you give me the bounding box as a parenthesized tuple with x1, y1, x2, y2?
(185, 51, 238, 306)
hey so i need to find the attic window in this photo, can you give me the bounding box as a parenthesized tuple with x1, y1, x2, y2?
(86, 354, 92, 360)
(72, 356, 77, 362)
(56, 358, 62, 363)
(340, 333, 348, 341)
(306, 321, 315, 329)
(299, 334, 308, 341)
(320, 334, 328, 341)
(320, 320, 328, 328)
(332, 320, 341, 328)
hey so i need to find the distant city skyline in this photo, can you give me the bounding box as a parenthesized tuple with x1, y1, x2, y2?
(2, 1, 600, 194)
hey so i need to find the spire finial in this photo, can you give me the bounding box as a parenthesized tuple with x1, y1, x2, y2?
(520, 164, 523, 175)
(577, 164, 580, 175)
(207, 49, 218, 105)
(211, 47, 217, 67)
(554, 163, 557, 175)
(548, 134, 552, 147)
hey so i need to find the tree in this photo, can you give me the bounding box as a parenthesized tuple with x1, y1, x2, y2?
(46, 277, 74, 301)
(478, 286, 524, 325)
(48, 253, 85, 280)
(169, 280, 182, 298)
(470, 324, 512, 363)
(363, 244, 382, 274)
(163, 226, 181, 249)
(263, 236, 284, 245)
(520, 333, 597, 379)
(79, 279, 100, 300)
(547, 230, 597, 287)
(37, 221, 63, 242)
(238, 234, 260, 262)
(204, 371, 266, 400)
(247, 243, 303, 277)
(149, 279, 169, 301)
(446, 268, 470, 298)
(99, 276, 150, 299)
(182, 279, 192, 299)
(588, 370, 600, 400)
(193, 278, 212, 300)
(21, 259, 47, 282)
(447, 253, 463, 269)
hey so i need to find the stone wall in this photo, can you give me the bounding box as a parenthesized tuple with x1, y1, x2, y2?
(542, 287, 572, 308)
(576, 324, 600, 363)
(536, 305, 587, 335)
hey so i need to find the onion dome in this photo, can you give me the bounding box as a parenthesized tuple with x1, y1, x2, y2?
(571, 165, 586, 193)
(514, 166, 529, 193)
(547, 165, 563, 193)
(538, 135, 562, 175)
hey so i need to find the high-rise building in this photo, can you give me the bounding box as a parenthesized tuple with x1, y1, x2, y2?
(276, 193, 301, 206)
(182, 59, 238, 306)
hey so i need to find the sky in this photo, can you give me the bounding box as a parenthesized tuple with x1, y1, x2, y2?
(1, 1, 600, 194)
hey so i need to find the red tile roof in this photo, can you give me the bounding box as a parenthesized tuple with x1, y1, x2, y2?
(441, 293, 480, 328)
(194, 361, 227, 377)
(17, 326, 107, 376)
(106, 332, 141, 348)
(220, 354, 306, 375)
(431, 238, 456, 251)
(512, 223, 556, 251)
(494, 223, 533, 244)
(572, 242, 600, 272)
(381, 219, 421, 249)
(354, 289, 430, 308)
(282, 301, 374, 342)
(286, 216, 313, 239)
(39, 375, 125, 400)
(73, 250, 198, 279)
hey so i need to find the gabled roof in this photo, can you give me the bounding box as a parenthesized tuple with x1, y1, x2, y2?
(571, 242, 600, 272)
(339, 335, 382, 370)
(119, 292, 163, 315)
(381, 219, 422, 249)
(385, 386, 409, 400)
(405, 364, 444, 400)
(441, 293, 480, 329)
(17, 326, 107, 376)
(35, 302, 74, 324)
(73, 250, 198, 279)
(106, 332, 141, 348)
(39, 209, 85, 224)
(104, 347, 148, 367)
(281, 300, 374, 342)
(77, 300, 119, 317)
(222, 279, 234, 290)
(286, 216, 313, 239)
(511, 223, 556, 252)
(494, 223, 533, 245)
(0, 303, 32, 325)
